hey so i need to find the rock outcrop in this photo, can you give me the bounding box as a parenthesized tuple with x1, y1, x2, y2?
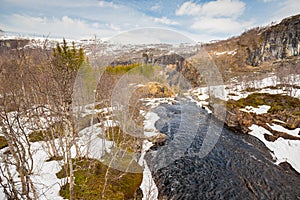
(212, 93, 300, 141)
(148, 133, 167, 147)
(239, 14, 300, 66)
(135, 82, 175, 98)
(205, 14, 300, 69)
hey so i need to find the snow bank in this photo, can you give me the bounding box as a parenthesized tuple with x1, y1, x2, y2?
(138, 141, 158, 200)
(249, 124, 300, 173)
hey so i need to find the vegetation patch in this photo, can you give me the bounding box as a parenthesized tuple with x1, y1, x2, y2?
(46, 156, 63, 162)
(57, 158, 142, 200)
(29, 122, 64, 142)
(0, 136, 8, 149)
(227, 93, 300, 116)
(105, 63, 161, 79)
(226, 93, 300, 129)
(105, 63, 139, 74)
(105, 126, 140, 153)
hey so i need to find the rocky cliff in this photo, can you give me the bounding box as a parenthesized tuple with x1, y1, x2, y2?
(240, 14, 300, 66)
(206, 14, 300, 69)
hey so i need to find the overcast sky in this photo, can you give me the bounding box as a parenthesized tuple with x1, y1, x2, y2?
(0, 0, 299, 42)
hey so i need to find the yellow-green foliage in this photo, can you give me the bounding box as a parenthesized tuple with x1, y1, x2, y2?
(0, 136, 8, 149)
(129, 64, 159, 79)
(105, 63, 139, 74)
(105, 63, 161, 79)
(57, 158, 142, 200)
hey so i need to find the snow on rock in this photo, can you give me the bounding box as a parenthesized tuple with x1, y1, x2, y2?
(140, 158, 158, 200)
(240, 105, 270, 114)
(143, 97, 176, 108)
(214, 49, 237, 56)
(138, 98, 169, 200)
(143, 112, 160, 137)
(249, 124, 300, 173)
(139, 126, 158, 200)
(268, 123, 300, 138)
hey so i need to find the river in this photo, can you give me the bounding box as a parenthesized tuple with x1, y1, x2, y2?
(145, 100, 300, 200)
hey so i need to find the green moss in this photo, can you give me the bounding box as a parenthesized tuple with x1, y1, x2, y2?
(57, 158, 142, 200)
(227, 93, 300, 118)
(29, 122, 64, 142)
(0, 136, 8, 149)
(105, 126, 138, 152)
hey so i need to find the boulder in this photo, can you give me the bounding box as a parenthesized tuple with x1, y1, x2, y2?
(137, 82, 175, 98)
(148, 133, 167, 147)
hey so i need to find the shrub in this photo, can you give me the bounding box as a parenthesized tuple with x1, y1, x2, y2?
(0, 136, 8, 149)
(57, 158, 142, 200)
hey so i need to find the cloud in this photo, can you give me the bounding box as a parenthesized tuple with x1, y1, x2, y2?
(274, 0, 300, 21)
(153, 17, 179, 25)
(176, 1, 202, 16)
(150, 4, 161, 11)
(0, 14, 115, 39)
(0, 0, 98, 8)
(107, 23, 121, 31)
(109, 28, 194, 44)
(176, 0, 245, 18)
(261, 0, 276, 2)
(98, 1, 119, 8)
(175, 0, 251, 35)
(191, 17, 253, 34)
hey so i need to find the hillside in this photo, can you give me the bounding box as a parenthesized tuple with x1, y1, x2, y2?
(204, 14, 300, 80)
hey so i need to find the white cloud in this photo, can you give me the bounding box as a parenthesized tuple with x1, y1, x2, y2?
(191, 17, 253, 34)
(200, 0, 245, 18)
(175, 0, 251, 35)
(0, 14, 115, 39)
(262, 0, 276, 2)
(107, 23, 121, 31)
(274, 0, 300, 21)
(150, 4, 161, 11)
(98, 1, 119, 8)
(1, 0, 98, 8)
(109, 28, 194, 44)
(176, 1, 202, 16)
(153, 17, 179, 25)
(176, 0, 245, 18)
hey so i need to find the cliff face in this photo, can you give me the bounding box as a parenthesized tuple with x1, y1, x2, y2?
(206, 14, 300, 68)
(239, 14, 300, 66)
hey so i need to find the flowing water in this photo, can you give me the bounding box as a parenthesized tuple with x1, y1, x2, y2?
(145, 100, 300, 200)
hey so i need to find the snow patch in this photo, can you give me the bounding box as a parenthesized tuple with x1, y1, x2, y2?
(143, 112, 160, 137)
(249, 124, 300, 173)
(240, 105, 270, 114)
(268, 123, 300, 138)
